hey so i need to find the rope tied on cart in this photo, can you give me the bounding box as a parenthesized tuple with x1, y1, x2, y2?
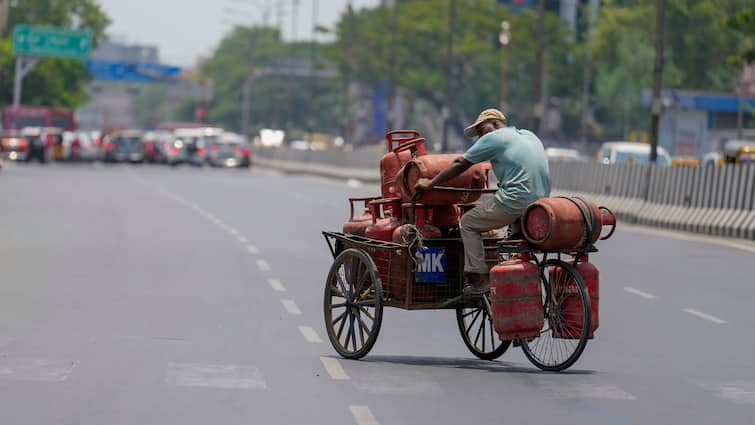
(397, 223, 426, 268)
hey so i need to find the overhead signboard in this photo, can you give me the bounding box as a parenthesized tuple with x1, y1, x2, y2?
(12, 24, 93, 59)
(85, 60, 181, 83)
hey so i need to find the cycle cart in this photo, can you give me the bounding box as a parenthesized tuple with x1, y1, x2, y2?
(322, 187, 615, 372)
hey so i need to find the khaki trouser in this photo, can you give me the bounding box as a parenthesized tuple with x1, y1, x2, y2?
(460, 196, 519, 274)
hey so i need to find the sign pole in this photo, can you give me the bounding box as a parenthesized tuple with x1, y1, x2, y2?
(13, 56, 40, 106)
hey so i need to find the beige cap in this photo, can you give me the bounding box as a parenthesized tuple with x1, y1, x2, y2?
(463, 108, 507, 138)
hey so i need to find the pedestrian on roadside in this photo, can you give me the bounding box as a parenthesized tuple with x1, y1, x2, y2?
(414, 108, 551, 295)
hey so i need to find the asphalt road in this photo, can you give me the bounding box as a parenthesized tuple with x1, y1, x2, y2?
(0, 161, 753, 425)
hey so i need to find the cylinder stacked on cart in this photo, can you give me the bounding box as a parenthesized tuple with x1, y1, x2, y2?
(342, 131, 491, 303)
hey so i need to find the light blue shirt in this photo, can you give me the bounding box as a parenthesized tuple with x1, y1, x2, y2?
(463, 127, 551, 215)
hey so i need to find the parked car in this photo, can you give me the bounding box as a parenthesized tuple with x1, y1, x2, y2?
(207, 132, 251, 168)
(597, 141, 671, 166)
(545, 147, 582, 162)
(723, 140, 755, 165)
(103, 130, 145, 163)
(671, 156, 700, 167)
(169, 127, 222, 167)
(1, 134, 29, 161)
(142, 131, 172, 163)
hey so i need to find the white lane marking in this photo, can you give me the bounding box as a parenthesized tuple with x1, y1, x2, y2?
(701, 381, 755, 405)
(281, 299, 302, 315)
(238, 236, 249, 244)
(320, 357, 350, 380)
(165, 362, 266, 389)
(298, 326, 323, 343)
(246, 245, 260, 255)
(352, 368, 443, 395)
(0, 358, 77, 382)
(350, 406, 379, 425)
(541, 381, 637, 400)
(256, 259, 271, 271)
(683, 308, 728, 324)
(227, 228, 239, 236)
(623, 287, 658, 300)
(268, 279, 286, 292)
(346, 179, 363, 188)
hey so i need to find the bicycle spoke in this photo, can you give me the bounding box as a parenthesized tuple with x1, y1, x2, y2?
(357, 305, 376, 322)
(466, 309, 482, 335)
(336, 307, 349, 340)
(332, 310, 347, 327)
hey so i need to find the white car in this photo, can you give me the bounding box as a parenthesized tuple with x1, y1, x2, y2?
(545, 147, 583, 162)
(597, 141, 671, 166)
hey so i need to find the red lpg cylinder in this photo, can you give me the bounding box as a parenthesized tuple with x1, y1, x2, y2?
(364, 198, 402, 242)
(550, 256, 599, 339)
(522, 197, 617, 250)
(430, 204, 460, 231)
(379, 131, 427, 198)
(342, 197, 379, 236)
(489, 253, 544, 341)
(397, 155, 488, 205)
(392, 205, 442, 244)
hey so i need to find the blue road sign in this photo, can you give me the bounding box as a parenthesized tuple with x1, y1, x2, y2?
(498, 0, 535, 7)
(85, 60, 181, 83)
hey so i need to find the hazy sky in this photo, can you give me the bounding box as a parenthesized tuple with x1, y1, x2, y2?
(96, 0, 381, 66)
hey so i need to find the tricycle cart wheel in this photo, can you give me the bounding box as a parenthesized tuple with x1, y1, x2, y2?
(456, 300, 511, 360)
(520, 259, 591, 372)
(323, 248, 384, 360)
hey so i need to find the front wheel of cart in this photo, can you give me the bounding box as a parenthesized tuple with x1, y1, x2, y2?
(324, 248, 384, 360)
(520, 259, 591, 371)
(456, 299, 511, 360)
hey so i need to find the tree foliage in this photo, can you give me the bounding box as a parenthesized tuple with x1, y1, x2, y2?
(0, 0, 111, 108)
(728, 7, 755, 64)
(178, 26, 343, 135)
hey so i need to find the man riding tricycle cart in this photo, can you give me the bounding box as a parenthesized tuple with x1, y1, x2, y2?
(322, 110, 616, 371)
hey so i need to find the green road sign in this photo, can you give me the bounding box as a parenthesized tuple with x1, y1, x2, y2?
(12, 24, 93, 59)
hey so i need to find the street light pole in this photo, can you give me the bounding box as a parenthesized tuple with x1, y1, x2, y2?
(499, 20, 511, 113)
(649, 0, 666, 163)
(441, 0, 456, 153)
(532, 0, 545, 132)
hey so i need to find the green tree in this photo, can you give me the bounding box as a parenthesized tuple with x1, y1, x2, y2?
(326, 0, 579, 140)
(194, 25, 342, 135)
(728, 7, 755, 64)
(0, 0, 110, 108)
(591, 0, 749, 139)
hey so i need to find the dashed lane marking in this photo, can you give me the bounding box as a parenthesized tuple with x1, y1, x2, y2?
(298, 326, 323, 343)
(256, 259, 271, 271)
(350, 406, 379, 425)
(281, 299, 302, 315)
(268, 279, 286, 292)
(320, 357, 350, 380)
(165, 362, 266, 389)
(623, 287, 658, 300)
(0, 357, 77, 382)
(247, 245, 260, 255)
(238, 236, 249, 244)
(683, 308, 728, 324)
(699, 381, 755, 405)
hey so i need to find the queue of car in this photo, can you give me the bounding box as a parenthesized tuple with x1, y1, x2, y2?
(0, 126, 253, 169)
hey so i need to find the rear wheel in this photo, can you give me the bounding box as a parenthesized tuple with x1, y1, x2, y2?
(520, 259, 591, 371)
(323, 248, 383, 359)
(456, 298, 511, 360)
